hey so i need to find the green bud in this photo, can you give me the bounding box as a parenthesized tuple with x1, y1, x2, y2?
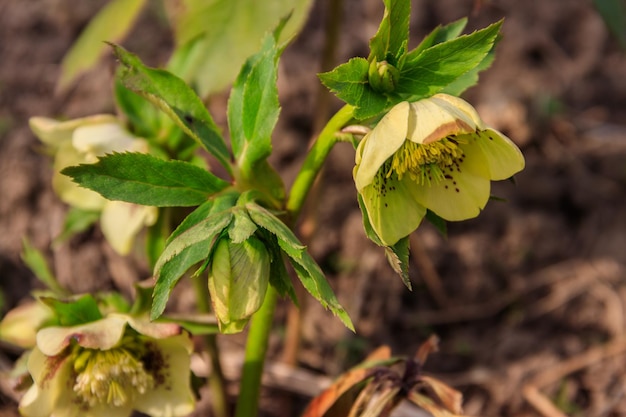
(368, 60, 400, 93)
(208, 236, 270, 334)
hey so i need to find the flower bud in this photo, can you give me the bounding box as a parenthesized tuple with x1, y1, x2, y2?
(368, 60, 400, 93)
(208, 236, 270, 334)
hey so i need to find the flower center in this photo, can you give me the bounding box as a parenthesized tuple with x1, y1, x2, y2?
(384, 136, 467, 185)
(72, 346, 155, 407)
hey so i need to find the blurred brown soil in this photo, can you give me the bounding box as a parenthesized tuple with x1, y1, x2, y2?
(2, 0, 626, 416)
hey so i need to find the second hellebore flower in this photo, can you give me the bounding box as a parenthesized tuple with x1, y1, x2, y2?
(19, 314, 194, 417)
(354, 94, 525, 246)
(29, 115, 157, 255)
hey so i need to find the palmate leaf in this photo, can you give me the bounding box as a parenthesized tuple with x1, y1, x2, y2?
(168, 0, 313, 97)
(111, 45, 232, 171)
(318, 58, 388, 120)
(62, 152, 229, 207)
(152, 194, 238, 320)
(368, 0, 410, 62)
(57, 0, 147, 92)
(397, 20, 502, 101)
(246, 203, 354, 330)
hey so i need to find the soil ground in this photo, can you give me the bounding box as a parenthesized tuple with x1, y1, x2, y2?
(1, 1, 626, 416)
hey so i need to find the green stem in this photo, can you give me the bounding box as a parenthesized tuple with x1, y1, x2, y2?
(286, 104, 354, 220)
(193, 276, 230, 417)
(234, 286, 279, 417)
(235, 103, 355, 416)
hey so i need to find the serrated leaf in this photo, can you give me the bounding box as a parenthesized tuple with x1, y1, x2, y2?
(408, 18, 468, 59)
(62, 152, 229, 207)
(440, 44, 496, 96)
(319, 58, 388, 120)
(397, 21, 502, 101)
(111, 45, 231, 170)
(246, 203, 353, 330)
(169, 0, 313, 97)
(228, 207, 258, 244)
(152, 209, 233, 319)
(227, 29, 282, 175)
(21, 238, 66, 296)
(384, 237, 410, 289)
(114, 79, 162, 139)
(57, 0, 147, 92)
(368, 0, 411, 62)
(40, 295, 103, 327)
(259, 230, 298, 305)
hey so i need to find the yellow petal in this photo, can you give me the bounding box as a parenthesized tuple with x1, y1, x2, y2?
(134, 335, 195, 417)
(474, 128, 525, 180)
(29, 115, 118, 149)
(100, 202, 158, 255)
(360, 174, 427, 246)
(52, 142, 106, 210)
(0, 301, 53, 348)
(407, 95, 480, 145)
(72, 123, 143, 158)
(20, 347, 75, 417)
(413, 144, 491, 221)
(36, 316, 127, 356)
(354, 101, 410, 191)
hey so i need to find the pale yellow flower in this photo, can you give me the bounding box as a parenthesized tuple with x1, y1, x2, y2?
(354, 94, 525, 246)
(19, 314, 194, 417)
(0, 301, 53, 349)
(29, 116, 158, 254)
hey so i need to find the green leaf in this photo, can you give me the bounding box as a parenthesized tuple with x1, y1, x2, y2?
(62, 152, 230, 207)
(53, 207, 100, 246)
(227, 28, 282, 175)
(397, 21, 502, 100)
(57, 0, 147, 91)
(114, 79, 162, 139)
(40, 295, 103, 326)
(407, 18, 468, 59)
(384, 237, 410, 289)
(440, 45, 496, 96)
(111, 44, 232, 170)
(594, 0, 626, 48)
(169, 0, 314, 97)
(21, 238, 67, 296)
(152, 197, 235, 319)
(228, 207, 258, 244)
(319, 58, 388, 120)
(258, 230, 298, 305)
(368, 0, 411, 62)
(247, 203, 353, 330)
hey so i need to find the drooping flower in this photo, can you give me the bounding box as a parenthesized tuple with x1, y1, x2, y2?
(354, 94, 525, 246)
(19, 314, 194, 417)
(29, 116, 158, 254)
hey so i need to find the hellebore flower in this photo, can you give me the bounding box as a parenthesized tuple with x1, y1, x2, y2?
(29, 116, 157, 254)
(354, 94, 525, 246)
(19, 314, 194, 417)
(0, 300, 53, 349)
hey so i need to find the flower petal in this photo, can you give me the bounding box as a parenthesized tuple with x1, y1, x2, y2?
(100, 202, 158, 255)
(413, 145, 491, 221)
(119, 314, 181, 339)
(474, 128, 525, 180)
(29, 115, 118, 149)
(36, 316, 127, 356)
(354, 101, 410, 191)
(360, 175, 427, 246)
(52, 142, 107, 210)
(134, 335, 195, 417)
(72, 123, 141, 158)
(407, 95, 480, 145)
(20, 347, 75, 417)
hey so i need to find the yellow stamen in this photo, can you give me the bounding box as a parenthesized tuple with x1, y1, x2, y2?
(384, 136, 467, 185)
(72, 347, 155, 407)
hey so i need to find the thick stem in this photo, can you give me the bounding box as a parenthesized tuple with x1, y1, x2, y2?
(234, 286, 279, 417)
(286, 104, 354, 220)
(193, 276, 230, 417)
